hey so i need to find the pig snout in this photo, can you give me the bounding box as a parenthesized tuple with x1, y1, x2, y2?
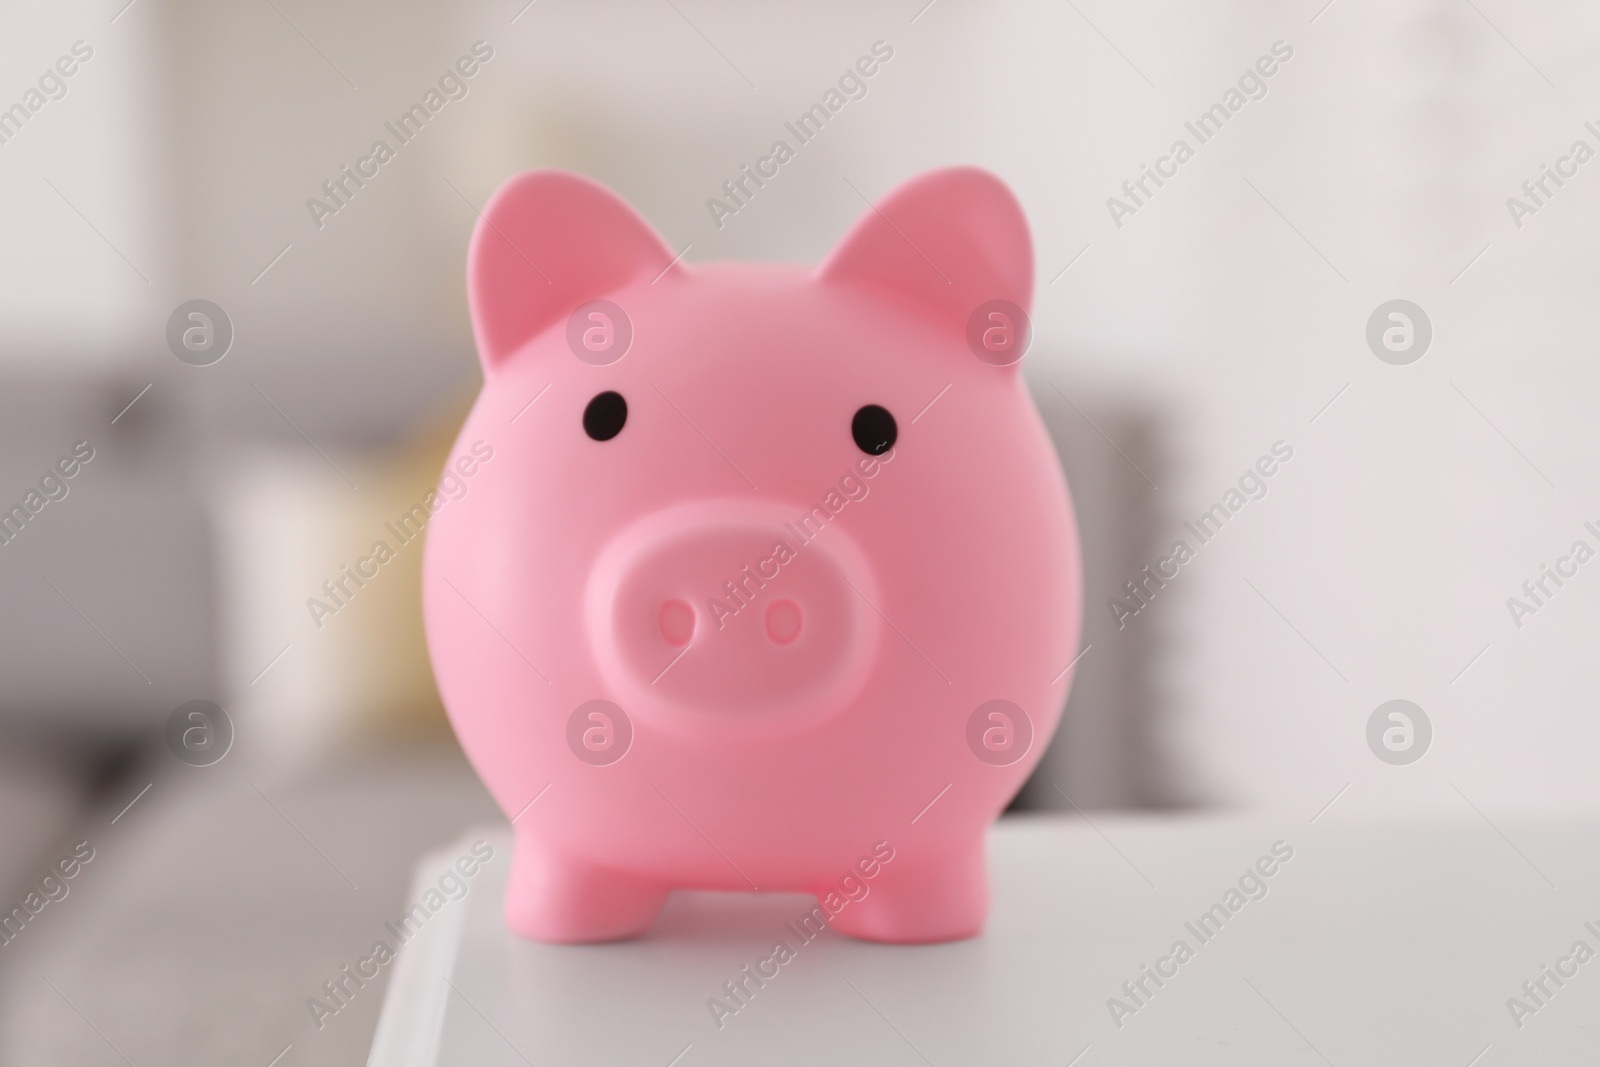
(586, 502, 879, 725)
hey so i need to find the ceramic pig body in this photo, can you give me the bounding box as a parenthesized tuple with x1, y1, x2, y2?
(422, 168, 1081, 943)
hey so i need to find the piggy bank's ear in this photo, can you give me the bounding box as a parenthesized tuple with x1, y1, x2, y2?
(468, 170, 680, 372)
(816, 167, 1032, 348)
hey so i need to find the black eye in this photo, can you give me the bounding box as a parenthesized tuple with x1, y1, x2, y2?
(583, 391, 627, 441)
(851, 404, 897, 455)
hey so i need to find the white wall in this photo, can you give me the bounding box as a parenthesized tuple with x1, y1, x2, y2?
(0, 1, 168, 371)
(986, 0, 1600, 817)
(5, 0, 1598, 818)
(426, 0, 1600, 818)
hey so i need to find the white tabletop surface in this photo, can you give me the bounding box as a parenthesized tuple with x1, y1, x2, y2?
(371, 815, 1600, 1066)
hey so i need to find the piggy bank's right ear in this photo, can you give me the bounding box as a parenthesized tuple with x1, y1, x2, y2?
(816, 168, 1032, 355)
(467, 171, 681, 373)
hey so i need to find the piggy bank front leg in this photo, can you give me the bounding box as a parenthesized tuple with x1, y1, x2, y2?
(824, 838, 987, 944)
(504, 835, 669, 943)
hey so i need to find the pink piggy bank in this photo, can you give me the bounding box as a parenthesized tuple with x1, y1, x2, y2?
(422, 167, 1080, 944)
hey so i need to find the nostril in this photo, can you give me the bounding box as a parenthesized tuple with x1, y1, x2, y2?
(659, 599, 695, 646)
(765, 599, 803, 645)
(592, 507, 878, 723)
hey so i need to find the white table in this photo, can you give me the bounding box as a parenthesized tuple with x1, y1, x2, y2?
(371, 815, 1599, 1066)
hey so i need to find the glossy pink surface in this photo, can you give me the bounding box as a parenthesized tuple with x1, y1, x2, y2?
(423, 167, 1081, 943)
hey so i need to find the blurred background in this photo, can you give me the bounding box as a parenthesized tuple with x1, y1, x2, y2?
(2, 0, 1598, 1061)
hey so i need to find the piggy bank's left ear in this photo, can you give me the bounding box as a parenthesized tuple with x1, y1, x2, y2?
(468, 170, 680, 373)
(816, 167, 1032, 348)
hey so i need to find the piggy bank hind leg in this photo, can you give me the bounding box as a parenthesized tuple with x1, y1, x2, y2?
(504, 835, 668, 943)
(825, 839, 987, 944)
